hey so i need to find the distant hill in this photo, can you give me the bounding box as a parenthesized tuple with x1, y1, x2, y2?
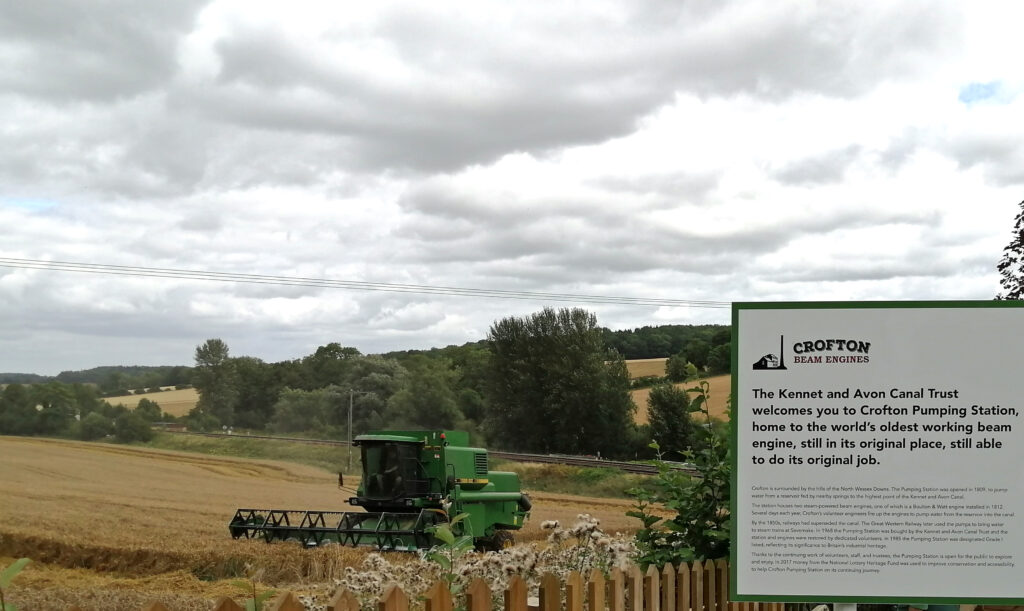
(0, 372, 49, 384)
(0, 365, 192, 390)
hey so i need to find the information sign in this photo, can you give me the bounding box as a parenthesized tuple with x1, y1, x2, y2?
(732, 301, 1024, 603)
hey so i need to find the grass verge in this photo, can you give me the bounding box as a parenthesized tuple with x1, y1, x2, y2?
(144, 432, 355, 474)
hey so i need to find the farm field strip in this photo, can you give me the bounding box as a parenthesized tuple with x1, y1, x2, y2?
(0, 437, 644, 582)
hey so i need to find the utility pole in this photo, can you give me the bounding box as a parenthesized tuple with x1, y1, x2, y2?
(348, 389, 354, 473)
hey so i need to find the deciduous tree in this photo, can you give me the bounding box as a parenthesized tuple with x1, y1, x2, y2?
(192, 338, 238, 426)
(646, 384, 696, 460)
(997, 200, 1024, 300)
(485, 307, 636, 457)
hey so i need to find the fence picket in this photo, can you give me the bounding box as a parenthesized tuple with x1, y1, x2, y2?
(660, 564, 675, 611)
(690, 561, 704, 611)
(644, 565, 660, 611)
(466, 577, 492, 611)
(567, 571, 585, 611)
(379, 584, 410, 611)
(676, 563, 691, 611)
(269, 591, 306, 611)
(588, 568, 606, 611)
(627, 565, 643, 611)
(212, 597, 244, 611)
(703, 559, 717, 611)
(506, 574, 529, 611)
(539, 573, 561, 611)
(714, 559, 728, 611)
(426, 581, 454, 611)
(609, 567, 625, 611)
(328, 588, 360, 611)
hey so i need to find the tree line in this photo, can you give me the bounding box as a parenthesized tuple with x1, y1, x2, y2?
(183, 308, 721, 459)
(0, 312, 727, 459)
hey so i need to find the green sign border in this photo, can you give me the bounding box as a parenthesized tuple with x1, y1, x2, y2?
(730, 300, 1024, 604)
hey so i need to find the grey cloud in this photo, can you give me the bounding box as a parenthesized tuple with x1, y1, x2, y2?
(0, 1, 207, 102)
(590, 172, 721, 206)
(944, 134, 1024, 187)
(178, 1, 962, 174)
(773, 145, 862, 185)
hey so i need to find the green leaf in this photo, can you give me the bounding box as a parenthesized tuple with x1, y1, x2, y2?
(426, 551, 451, 570)
(432, 524, 456, 546)
(1, 602, 21, 611)
(0, 558, 30, 589)
(449, 512, 470, 526)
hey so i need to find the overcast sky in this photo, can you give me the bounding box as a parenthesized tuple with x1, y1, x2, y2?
(3, 0, 1023, 375)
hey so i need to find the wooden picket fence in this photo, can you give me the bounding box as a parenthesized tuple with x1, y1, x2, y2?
(66, 560, 783, 611)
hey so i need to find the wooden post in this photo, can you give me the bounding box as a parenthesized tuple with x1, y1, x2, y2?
(379, 584, 410, 611)
(609, 567, 625, 611)
(506, 574, 529, 611)
(714, 559, 728, 611)
(702, 561, 717, 611)
(567, 571, 585, 611)
(211, 597, 244, 611)
(588, 568, 607, 611)
(539, 572, 561, 611)
(660, 564, 676, 611)
(690, 561, 704, 611)
(328, 588, 361, 611)
(676, 563, 691, 611)
(466, 578, 492, 611)
(269, 592, 306, 611)
(426, 581, 454, 611)
(644, 565, 660, 611)
(627, 565, 643, 611)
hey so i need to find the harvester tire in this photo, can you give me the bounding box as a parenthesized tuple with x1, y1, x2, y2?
(480, 530, 515, 552)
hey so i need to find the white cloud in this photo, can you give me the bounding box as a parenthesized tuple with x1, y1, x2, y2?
(0, 0, 1020, 374)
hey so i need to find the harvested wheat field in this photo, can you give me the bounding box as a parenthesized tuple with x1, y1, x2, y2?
(0, 436, 645, 608)
(623, 357, 668, 379)
(104, 388, 200, 417)
(630, 374, 731, 425)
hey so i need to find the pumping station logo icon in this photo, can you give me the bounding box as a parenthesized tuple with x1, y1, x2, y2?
(752, 335, 787, 370)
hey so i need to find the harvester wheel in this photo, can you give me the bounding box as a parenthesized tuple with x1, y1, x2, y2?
(494, 530, 515, 550)
(476, 530, 515, 552)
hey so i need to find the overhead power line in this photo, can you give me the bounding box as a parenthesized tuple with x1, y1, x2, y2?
(0, 257, 731, 308)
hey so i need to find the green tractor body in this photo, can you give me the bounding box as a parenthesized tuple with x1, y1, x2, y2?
(229, 430, 530, 551)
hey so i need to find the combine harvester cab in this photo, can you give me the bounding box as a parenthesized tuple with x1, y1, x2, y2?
(229, 430, 531, 551)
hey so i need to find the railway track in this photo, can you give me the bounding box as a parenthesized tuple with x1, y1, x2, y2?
(162, 430, 697, 475)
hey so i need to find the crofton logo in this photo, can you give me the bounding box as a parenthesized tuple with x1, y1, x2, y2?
(792, 338, 871, 364)
(752, 335, 787, 370)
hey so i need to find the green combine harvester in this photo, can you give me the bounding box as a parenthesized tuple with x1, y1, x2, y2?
(229, 430, 531, 551)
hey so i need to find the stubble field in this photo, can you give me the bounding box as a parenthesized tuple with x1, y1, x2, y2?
(0, 436, 644, 608)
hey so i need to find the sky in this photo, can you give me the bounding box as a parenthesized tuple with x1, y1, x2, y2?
(2, 0, 1023, 376)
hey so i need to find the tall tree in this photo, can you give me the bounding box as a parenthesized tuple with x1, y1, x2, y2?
(646, 384, 697, 460)
(387, 355, 463, 429)
(997, 200, 1024, 300)
(192, 338, 238, 426)
(485, 307, 636, 457)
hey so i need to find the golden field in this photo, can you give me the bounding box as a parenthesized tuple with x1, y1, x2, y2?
(623, 357, 668, 378)
(104, 388, 200, 417)
(630, 374, 731, 424)
(624, 358, 731, 425)
(0, 436, 644, 608)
